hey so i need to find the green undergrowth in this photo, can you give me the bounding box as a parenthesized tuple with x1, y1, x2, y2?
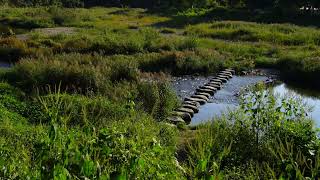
(185, 21, 320, 46)
(0, 50, 229, 93)
(182, 85, 320, 179)
(0, 28, 198, 61)
(1, 7, 320, 87)
(1, 6, 320, 179)
(0, 88, 181, 179)
(0, 7, 168, 30)
(1, 80, 320, 178)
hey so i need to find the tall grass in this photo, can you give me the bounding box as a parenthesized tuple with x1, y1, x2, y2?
(0, 86, 182, 179)
(185, 21, 320, 46)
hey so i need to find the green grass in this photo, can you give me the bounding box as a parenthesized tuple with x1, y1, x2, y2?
(1, 7, 320, 86)
(185, 21, 320, 46)
(1, 6, 320, 179)
(1, 81, 319, 178)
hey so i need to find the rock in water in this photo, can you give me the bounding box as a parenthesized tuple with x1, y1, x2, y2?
(182, 104, 199, 113)
(191, 94, 209, 102)
(185, 97, 207, 105)
(176, 107, 195, 117)
(167, 116, 185, 124)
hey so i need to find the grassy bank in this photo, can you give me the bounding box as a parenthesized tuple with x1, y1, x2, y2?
(0, 80, 319, 178)
(1, 7, 319, 86)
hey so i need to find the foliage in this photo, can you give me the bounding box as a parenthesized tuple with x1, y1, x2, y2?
(277, 56, 320, 88)
(184, 86, 320, 178)
(1, 5, 320, 179)
(0, 89, 182, 179)
(3, 0, 320, 14)
(137, 81, 179, 121)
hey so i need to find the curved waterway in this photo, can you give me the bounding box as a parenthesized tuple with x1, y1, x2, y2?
(0, 60, 12, 68)
(171, 75, 320, 127)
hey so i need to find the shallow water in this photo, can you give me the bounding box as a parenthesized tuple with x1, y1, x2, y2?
(172, 75, 320, 126)
(0, 60, 12, 68)
(189, 76, 268, 126)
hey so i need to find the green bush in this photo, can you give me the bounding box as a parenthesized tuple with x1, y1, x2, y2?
(137, 81, 179, 121)
(139, 49, 225, 75)
(0, 95, 182, 179)
(38, 93, 130, 127)
(277, 56, 320, 88)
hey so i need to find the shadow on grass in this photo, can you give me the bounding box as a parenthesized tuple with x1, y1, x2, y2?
(149, 8, 320, 29)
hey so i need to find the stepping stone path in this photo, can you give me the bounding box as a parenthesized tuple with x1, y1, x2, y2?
(167, 69, 235, 125)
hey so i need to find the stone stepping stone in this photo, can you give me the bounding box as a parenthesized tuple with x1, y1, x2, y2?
(218, 73, 233, 78)
(182, 104, 199, 113)
(207, 81, 221, 86)
(224, 69, 235, 74)
(205, 83, 221, 90)
(176, 107, 195, 117)
(195, 92, 211, 98)
(171, 111, 192, 122)
(207, 80, 222, 86)
(191, 94, 209, 102)
(217, 74, 231, 79)
(183, 101, 200, 108)
(219, 71, 233, 75)
(210, 79, 223, 84)
(184, 97, 207, 105)
(167, 116, 185, 124)
(200, 85, 217, 91)
(216, 77, 228, 83)
(196, 88, 215, 95)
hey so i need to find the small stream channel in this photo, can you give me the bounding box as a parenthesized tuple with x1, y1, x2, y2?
(0, 60, 12, 68)
(0, 24, 27, 36)
(171, 72, 320, 127)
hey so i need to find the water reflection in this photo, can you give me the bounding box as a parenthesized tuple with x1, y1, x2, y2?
(191, 103, 236, 126)
(0, 60, 12, 68)
(189, 76, 268, 125)
(273, 83, 320, 126)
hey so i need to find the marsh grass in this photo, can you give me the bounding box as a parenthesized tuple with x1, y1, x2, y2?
(1, 7, 320, 88)
(185, 21, 320, 46)
(0, 87, 182, 179)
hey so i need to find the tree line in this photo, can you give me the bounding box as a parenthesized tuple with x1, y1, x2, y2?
(1, 0, 320, 12)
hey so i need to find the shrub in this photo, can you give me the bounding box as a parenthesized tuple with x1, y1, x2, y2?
(139, 49, 225, 75)
(136, 81, 179, 121)
(277, 56, 320, 88)
(0, 93, 182, 179)
(38, 93, 130, 127)
(0, 37, 30, 62)
(5, 59, 100, 93)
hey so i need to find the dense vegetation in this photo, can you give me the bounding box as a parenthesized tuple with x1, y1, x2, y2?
(0, 4, 320, 179)
(2, 0, 320, 12)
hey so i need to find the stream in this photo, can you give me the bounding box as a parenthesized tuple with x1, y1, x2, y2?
(171, 73, 320, 127)
(0, 24, 27, 36)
